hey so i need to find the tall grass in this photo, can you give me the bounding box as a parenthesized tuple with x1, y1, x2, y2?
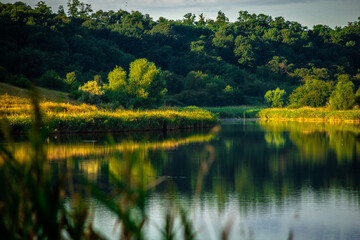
(1, 94, 219, 134)
(259, 107, 360, 123)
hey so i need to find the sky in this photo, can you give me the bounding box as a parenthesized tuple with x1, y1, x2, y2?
(2, 0, 360, 28)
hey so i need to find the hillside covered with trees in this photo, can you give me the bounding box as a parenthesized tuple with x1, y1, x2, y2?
(0, 1, 359, 108)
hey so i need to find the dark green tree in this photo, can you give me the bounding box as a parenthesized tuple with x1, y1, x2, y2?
(329, 75, 356, 110)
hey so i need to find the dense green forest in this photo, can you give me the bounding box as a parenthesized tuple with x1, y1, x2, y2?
(0, 1, 359, 107)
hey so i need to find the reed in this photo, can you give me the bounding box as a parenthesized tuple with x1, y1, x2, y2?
(0, 93, 219, 134)
(258, 107, 360, 123)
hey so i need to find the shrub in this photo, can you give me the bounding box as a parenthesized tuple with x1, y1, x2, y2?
(78, 80, 104, 104)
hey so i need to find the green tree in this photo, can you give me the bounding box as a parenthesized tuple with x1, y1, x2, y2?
(289, 79, 333, 108)
(329, 75, 356, 110)
(183, 13, 195, 25)
(215, 11, 229, 26)
(128, 58, 166, 107)
(198, 13, 206, 26)
(234, 35, 255, 67)
(34, 1, 52, 24)
(105, 66, 129, 105)
(108, 66, 127, 91)
(67, 0, 92, 18)
(264, 88, 286, 107)
(67, 0, 80, 17)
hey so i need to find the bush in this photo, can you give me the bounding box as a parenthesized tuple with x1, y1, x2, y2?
(264, 88, 286, 107)
(78, 80, 104, 104)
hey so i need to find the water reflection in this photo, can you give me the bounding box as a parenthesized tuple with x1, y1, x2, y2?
(8, 120, 360, 239)
(260, 121, 360, 162)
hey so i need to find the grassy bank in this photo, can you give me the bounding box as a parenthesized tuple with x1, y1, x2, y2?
(0, 84, 219, 134)
(203, 106, 264, 118)
(259, 107, 360, 123)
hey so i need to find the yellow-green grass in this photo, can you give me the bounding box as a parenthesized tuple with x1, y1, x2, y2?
(259, 107, 360, 123)
(0, 84, 219, 133)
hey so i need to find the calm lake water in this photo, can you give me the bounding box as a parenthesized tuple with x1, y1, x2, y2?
(38, 120, 360, 239)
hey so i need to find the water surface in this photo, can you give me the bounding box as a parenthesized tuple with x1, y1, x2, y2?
(44, 120, 360, 239)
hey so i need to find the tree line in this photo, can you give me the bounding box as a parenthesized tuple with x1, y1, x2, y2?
(0, 1, 359, 108)
(265, 74, 360, 110)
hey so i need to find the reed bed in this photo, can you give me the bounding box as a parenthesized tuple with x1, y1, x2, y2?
(258, 107, 360, 123)
(0, 94, 219, 133)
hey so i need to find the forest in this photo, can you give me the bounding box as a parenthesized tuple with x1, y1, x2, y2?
(0, 1, 359, 108)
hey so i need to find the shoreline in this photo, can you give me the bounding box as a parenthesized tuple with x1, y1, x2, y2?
(0, 90, 219, 135)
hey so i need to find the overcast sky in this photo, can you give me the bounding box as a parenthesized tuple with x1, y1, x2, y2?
(3, 0, 360, 28)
